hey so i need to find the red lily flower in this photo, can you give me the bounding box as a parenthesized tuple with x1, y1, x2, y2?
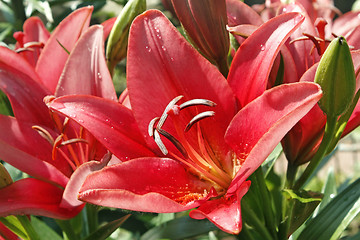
(0, 7, 116, 218)
(227, 0, 360, 165)
(49, 10, 322, 233)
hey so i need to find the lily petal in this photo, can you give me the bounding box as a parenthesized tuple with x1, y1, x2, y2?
(0, 46, 52, 127)
(226, 0, 263, 27)
(225, 82, 322, 193)
(79, 157, 212, 212)
(228, 12, 304, 107)
(190, 181, 250, 234)
(101, 17, 117, 40)
(60, 153, 111, 208)
(13, 16, 50, 67)
(332, 11, 360, 37)
(55, 25, 117, 101)
(127, 10, 236, 156)
(49, 95, 155, 160)
(0, 178, 82, 219)
(35, 6, 93, 93)
(0, 115, 70, 187)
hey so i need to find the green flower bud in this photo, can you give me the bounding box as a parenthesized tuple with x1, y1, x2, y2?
(106, 0, 146, 74)
(314, 36, 356, 117)
(0, 163, 12, 188)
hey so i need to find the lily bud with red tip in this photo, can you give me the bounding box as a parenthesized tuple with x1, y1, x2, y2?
(171, 0, 230, 76)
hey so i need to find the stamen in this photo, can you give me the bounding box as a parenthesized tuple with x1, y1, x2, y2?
(32, 125, 54, 145)
(179, 99, 216, 110)
(157, 96, 183, 129)
(157, 129, 188, 158)
(59, 138, 88, 147)
(185, 111, 215, 132)
(52, 134, 64, 161)
(154, 129, 168, 155)
(148, 117, 159, 137)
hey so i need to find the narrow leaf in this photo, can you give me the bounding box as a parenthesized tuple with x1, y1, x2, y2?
(83, 215, 130, 240)
(140, 216, 217, 240)
(0, 216, 28, 240)
(298, 178, 360, 240)
(30, 217, 62, 240)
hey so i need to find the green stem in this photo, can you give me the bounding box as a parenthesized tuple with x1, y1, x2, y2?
(56, 219, 79, 240)
(242, 201, 273, 240)
(286, 163, 298, 189)
(86, 204, 99, 234)
(294, 116, 337, 190)
(254, 168, 278, 240)
(16, 216, 40, 240)
(278, 198, 295, 240)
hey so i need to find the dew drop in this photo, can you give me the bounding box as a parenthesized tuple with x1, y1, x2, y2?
(161, 46, 167, 51)
(260, 44, 265, 51)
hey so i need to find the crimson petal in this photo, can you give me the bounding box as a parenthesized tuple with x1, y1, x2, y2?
(228, 12, 304, 107)
(225, 82, 322, 193)
(0, 115, 70, 187)
(127, 10, 236, 157)
(190, 181, 250, 234)
(60, 154, 111, 208)
(49, 95, 154, 160)
(0, 179, 83, 219)
(79, 157, 213, 212)
(55, 25, 117, 101)
(0, 46, 52, 127)
(35, 6, 93, 93)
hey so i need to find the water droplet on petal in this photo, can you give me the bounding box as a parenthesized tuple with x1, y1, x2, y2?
(260, 44, 265, 51)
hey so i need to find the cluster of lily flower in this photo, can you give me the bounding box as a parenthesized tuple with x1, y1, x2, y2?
(0, 0, 359, 239)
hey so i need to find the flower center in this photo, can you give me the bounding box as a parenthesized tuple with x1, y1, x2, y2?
(148, 96, 232, 190)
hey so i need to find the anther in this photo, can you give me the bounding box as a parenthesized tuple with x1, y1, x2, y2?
(179, 99, 216, 110)
(157, 96, 183, 129)
(154, 129, 168, 155)
(148, 117, 159, 137)
(185, 111, 215, 132)
(157, 129, 188, 158)
(32, 125, 55, 145)
(59, 138, 88, 147)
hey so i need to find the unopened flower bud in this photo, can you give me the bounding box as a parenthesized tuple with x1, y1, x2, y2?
(171, 0, 229, 76)
(314, 36, 356, 117)
(106, 0, 146, 74)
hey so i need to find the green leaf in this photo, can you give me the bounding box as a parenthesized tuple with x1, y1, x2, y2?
(82, 215, 130, 240)
(30, 216, 62, 240)
(283, 189, 322, 203)
(0, 90, 13, 116)
(140, 216, 217, 240)
(315, 168, 337, 215)
(0, 215, 28, 240)
(262, 144, 282, 178)
(298, 178, 360, 240)
(283, 189, 322, 235)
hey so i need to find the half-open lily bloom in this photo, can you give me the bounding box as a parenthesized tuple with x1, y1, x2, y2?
(0, 7, 117, 219)
(227, 0, 360, 165)
(267, 1, 360, 165)
(49, 10, 322, 233)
